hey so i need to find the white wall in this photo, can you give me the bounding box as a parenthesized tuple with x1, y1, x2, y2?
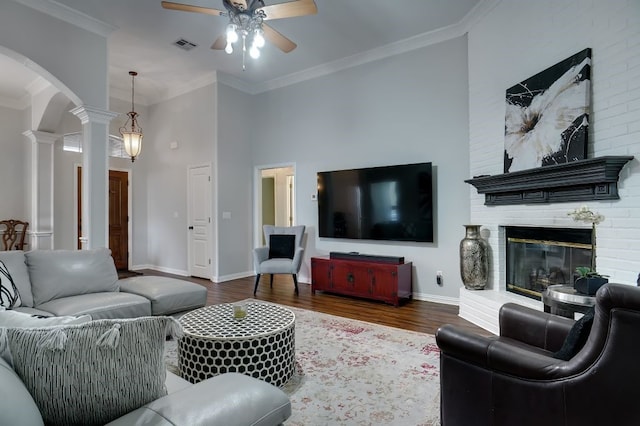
(216, 83, 254, 280)
(249, 36, 471, 302)
(0, 1, 107, 108)
(140, 84, 216, 275)
(468, 0, 640, 290)
(0, 105, 27, 220)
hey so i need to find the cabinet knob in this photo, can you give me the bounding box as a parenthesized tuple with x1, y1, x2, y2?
(347, 273, 354, 283)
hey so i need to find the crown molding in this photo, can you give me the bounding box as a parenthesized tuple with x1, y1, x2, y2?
(105, 0, 500, 100)
(251, 0, 499, 95)
(215, 72, 259, 95)
(151, 71, 219, 105)
(13, 0, 117, 37)
(458, 0, 502, 32)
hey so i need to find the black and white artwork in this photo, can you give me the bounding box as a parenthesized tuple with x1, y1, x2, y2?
(504, 48, 591, 173)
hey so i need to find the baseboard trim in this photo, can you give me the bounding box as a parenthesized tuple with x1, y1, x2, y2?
(412, 292, 459, 306)
(130, 264, 189, 277)
(213, 270, 254, 283)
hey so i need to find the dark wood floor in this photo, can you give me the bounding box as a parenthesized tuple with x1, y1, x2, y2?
(139, 270, 490, 336)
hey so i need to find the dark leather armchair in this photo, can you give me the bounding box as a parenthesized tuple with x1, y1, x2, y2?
(436, 283, 640, 426)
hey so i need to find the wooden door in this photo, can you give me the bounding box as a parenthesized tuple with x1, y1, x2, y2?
(77, 168, 129, 270)
(109, 171, 129, 270)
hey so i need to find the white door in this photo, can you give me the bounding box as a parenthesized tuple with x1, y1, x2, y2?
(188, 164, 211, 278)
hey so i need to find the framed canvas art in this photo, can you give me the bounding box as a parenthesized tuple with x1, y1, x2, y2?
(504, 48, 591, 173)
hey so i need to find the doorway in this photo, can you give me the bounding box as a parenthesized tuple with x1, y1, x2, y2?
(77, 167, 130, 270)
(187, 164, 212, 279)
(255, 165, 295, 246)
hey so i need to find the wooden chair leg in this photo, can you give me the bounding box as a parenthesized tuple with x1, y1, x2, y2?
(253, 274, 261, 295)
(270, 274, 274, 288)
(292, 274, 299, 295)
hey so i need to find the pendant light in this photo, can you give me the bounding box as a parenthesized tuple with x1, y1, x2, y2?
(119, 71, 143, 162)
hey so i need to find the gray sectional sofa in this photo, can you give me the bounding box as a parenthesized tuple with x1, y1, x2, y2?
(0, 248, 292, 426)
(0, 248, 207, 318)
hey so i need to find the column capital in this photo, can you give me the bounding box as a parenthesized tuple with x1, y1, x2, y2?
(22, 130, 60, 145)
(70, 105, 119, 125)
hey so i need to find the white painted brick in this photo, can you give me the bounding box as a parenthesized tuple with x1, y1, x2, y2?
(468, 0, 640, 297)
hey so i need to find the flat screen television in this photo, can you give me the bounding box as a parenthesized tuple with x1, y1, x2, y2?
(317, 162, 434, 242)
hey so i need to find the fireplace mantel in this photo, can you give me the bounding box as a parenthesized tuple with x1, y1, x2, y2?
(465, 156, 634, 206)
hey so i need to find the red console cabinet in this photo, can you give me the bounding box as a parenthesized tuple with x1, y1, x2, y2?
(311, 256, 412, 306)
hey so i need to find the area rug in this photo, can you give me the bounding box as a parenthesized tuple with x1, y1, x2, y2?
(164, 303, 441, 425)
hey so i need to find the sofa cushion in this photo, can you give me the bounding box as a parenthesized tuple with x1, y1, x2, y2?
(26, 248, 119, 306)
(35, 292, 151, 319)
(119, 276, 207, 315)
(105, 373, 292, 426)
(0, 251, 32, 307)
(6, 317, 177, 426)
(0, 260, 21, 308)
(0, 356, 44, 426)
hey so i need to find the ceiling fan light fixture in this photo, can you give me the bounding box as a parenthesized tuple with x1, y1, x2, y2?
(249, 45, 260, 59)
(254, 29, 265, 48)
(226, 23, 239, 43)
(119, 71, 143, 162)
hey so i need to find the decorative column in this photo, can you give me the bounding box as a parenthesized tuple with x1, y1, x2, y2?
(70, 105, 119, 250)
(22, 130, 58, 250)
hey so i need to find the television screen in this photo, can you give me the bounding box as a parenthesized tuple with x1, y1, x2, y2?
(317, 162, 433, 242)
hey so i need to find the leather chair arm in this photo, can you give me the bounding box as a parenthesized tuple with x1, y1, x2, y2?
(500, 303, 574, 352)
(437, 324, 567, 380)
(436, 324, 495, 368)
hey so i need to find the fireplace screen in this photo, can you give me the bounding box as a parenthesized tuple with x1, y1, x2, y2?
(506, 226, 592, 300)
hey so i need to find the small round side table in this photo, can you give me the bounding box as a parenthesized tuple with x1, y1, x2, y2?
(542, 284, 596, 319)
(178, 302, 296, 386)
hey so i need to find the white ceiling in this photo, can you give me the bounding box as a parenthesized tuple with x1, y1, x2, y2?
(2, 0, 484, 106)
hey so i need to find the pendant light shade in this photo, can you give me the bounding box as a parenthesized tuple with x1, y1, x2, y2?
(119, 71, 143, 162)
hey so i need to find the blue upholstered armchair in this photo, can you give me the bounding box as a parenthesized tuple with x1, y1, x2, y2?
(253, 225, 306, 295)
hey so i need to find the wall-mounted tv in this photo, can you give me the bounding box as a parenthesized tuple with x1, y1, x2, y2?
(317, 162, 433, 242)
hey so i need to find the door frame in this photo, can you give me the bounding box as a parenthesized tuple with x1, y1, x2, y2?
(253, 162, 296, 248)
(187, 162, 213, 279)
(74, 163, 133, 269)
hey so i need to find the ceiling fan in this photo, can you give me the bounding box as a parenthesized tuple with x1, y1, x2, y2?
(161, 0, 317, 56)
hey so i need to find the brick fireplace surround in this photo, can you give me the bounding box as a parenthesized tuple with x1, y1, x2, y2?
(462, 1, 639, 334)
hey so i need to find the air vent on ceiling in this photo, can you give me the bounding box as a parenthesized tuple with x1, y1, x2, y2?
(173, 38, 198, 51)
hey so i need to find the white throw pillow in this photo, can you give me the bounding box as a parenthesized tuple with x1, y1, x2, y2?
(6, 317, 177, 426)
(0, 309, 92, 328)
(0, 309, 92, 365)
(0, 260, 21, 308)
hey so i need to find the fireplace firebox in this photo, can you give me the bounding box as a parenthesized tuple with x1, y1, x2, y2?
(506, 226, 592, 300)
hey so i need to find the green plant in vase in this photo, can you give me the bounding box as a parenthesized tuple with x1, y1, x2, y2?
(568, 206, 608, 295)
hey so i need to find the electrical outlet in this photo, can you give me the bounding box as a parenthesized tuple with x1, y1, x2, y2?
(436, 271, 443, 286)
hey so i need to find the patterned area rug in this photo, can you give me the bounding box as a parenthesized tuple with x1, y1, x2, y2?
(164, 303, 441, 425)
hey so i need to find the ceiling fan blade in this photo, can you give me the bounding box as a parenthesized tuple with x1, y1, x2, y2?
(259, 0, 317, 21)
(211, 35, 227, 50)
(161, 1, 224, 16)
(263, 24, 297, 53)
